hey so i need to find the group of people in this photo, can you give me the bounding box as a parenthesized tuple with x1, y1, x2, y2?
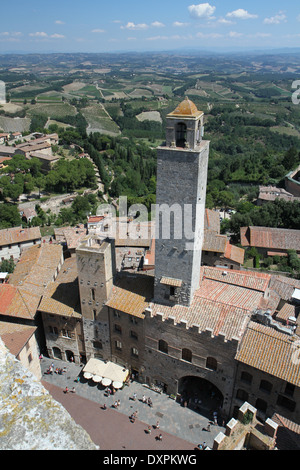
(63, 386, 76, 394)
(141, 394, 153, 407)
(45, 363, 67, 375)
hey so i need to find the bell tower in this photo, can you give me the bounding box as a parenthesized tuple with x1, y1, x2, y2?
(154, 98, 209, 306)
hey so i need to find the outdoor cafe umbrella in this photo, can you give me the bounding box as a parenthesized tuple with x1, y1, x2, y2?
(92, 375, 102, 383)
(102, 377, 112, 387)
(112, 381, 123, 389)
(83, 372, 93, 380)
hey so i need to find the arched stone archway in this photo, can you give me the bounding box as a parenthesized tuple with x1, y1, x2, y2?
(178, 376, 224, 419)
(52, 347, 62, 360)
(65, 350, 75, 362)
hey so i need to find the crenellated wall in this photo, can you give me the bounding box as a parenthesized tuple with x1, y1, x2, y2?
(142, 307, 240, 414)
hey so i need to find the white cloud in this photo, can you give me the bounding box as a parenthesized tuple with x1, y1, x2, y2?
(218, 18, 234, 25)
(50, 34, 65, 39)
(188, 3, 216, 19)
(226, 9, 258, 20)
(263, 13, 287, 24)
(147, 35, 169, 41)
(196, 32, 223, 38)
(121, 22, 148, 30)
(55, 20, 65, 25)
(173, 21, 189, 27)
(151, 21, 165, 28)
(228, 31, 243, 38)
(29, 32, 48, 37)
(29, 32, 65, 39)
(91, 29, 105, 33)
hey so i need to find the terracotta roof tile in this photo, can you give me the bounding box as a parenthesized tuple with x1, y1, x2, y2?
(236, 321, 300, 387)
(39, 257, 81, 318)
(241, 226, 300, 251)
(0, 226, 41, 247)
(202, 266, 270, 292)
(9, 243, 63, 296)
(0, 321, 36, 356)
(0, 284, 40, 320)
(224, 242, 245, 265)
(106, 275, 153, 318)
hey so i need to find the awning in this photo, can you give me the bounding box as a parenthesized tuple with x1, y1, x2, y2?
(83, 358, 129, 383)
(160, 276, 182, 287)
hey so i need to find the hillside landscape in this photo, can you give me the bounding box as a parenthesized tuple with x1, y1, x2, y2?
(1, 51, 300, 276)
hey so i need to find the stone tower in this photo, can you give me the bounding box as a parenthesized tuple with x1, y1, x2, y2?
(154, 98, 210, 306)
(76, 236, 116, 361)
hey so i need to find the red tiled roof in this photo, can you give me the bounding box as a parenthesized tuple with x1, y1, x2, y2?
(235, 321, 300, 387)
(202, 266, 270, 292)
(0, 226, 41, 247)
(240, 226, 300, 251)
(0, 321, 36, 356)
(0, 284, 40, 320)
(224, 242, 245, 265)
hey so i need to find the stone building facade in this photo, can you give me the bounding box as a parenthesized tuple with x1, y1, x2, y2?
(143, 310, 240, 415)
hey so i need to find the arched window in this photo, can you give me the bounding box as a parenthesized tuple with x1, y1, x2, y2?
(206, 356, 217, 371)
(182, 348, 192, 363)
(259, 380, 272, 394)
(255, 398, 268, 413)
(241, 371, 253, 385)
(158, 339, 168, 354)
(176, 122, 187, 147)
(236, 389, 249, 402)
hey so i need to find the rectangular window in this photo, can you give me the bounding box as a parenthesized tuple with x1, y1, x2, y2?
(61, 329, 71, 339)
(114, 324, 122, 334)
(115, 340, 122, 350)
(130, 330, 138, 340)
(285, 382, 295, 397)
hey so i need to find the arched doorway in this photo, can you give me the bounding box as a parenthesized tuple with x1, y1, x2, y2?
(178, 376, 224, 419)
(66, 350, 75, 362)
(52, 347, 62, 360)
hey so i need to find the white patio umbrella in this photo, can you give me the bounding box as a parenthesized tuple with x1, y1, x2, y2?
(92, 375, 102, 383)
(83, 372, 93, 380)
(112, 381, 123, 389)
(102, 377, 112, 387)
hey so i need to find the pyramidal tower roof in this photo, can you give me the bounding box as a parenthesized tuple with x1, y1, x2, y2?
(168, 97, 203, 118)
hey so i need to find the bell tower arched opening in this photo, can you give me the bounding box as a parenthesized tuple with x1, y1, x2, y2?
(176, 122, 187, 148)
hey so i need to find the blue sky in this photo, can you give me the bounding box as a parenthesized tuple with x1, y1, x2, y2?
(1, 1, 300, 53)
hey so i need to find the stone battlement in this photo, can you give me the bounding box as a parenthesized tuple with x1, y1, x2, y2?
(144, 307, 240, 348)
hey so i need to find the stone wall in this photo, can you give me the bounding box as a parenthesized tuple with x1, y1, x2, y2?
(143, 310, 239, 415)
(0, 338, 97, 450)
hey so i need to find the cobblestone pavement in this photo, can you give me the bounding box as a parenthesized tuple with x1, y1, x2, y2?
(41, 357, 224, 451)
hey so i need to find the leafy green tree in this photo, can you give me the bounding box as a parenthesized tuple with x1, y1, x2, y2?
(0, 204, 22, 228)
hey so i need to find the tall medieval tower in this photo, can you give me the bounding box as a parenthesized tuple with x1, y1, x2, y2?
(154, 98, 210, 306)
